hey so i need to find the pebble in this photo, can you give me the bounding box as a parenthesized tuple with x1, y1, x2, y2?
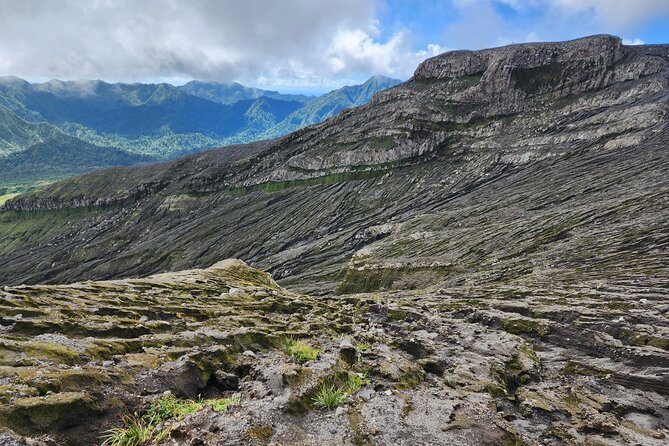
(229, 288, 246, 298)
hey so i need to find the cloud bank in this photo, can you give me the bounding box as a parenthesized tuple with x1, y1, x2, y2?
(0, 0, 666, 89)
(0, 0, 441, 88)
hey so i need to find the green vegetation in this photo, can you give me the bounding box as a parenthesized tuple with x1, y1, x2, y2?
(344, 373, 367, 393)
(0, 193, 18, 206)
(368, 136, 395, 150)
(246, 424, 274, 444)
(312, 385, 348, 410)
(282, 338, 320, 362)
(397, 369, 426, 390)
(145, 393, 240, 422)
(562, 361, 609, 377)
(101, 394, 240, 445)
(501, 319, 550, 337)
(100, 414, 155, 446)
(355, 342, 371, 352)
(311, 373, 368, 410)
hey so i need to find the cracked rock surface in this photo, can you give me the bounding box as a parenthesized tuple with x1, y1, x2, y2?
(0, 260, 667, 445)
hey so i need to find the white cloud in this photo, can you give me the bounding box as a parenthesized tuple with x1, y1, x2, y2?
(325, 26, 445, 78)
(0, 0, 442, 88)
(443, 0, 667, 52)
(623, 38, 645, 45)
(549, 0, 669, 28)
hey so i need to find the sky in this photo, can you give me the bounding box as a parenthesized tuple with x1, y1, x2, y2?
(0, 0, 668, 93)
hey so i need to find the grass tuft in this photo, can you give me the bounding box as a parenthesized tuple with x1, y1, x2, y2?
(312, 385, 347, 410)
(311, 372, 368, 411)
(100, 413, 154, 446)
(282, 338, 320, 362)
(101, 394, 241, 445)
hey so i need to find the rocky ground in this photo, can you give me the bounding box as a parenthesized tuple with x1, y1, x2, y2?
(0, 260, 667, 445)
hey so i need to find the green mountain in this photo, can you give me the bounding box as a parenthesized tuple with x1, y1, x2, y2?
(0, 133, 153, 193)
(0, 76, 400, 192)
(263, 75, 402, 137)
(0, 104, 61, 157)
(0, 104, 154, 194)
(179, 80, 312, 104)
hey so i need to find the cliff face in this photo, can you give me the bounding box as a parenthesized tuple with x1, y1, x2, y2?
(0, 35, 668, 295)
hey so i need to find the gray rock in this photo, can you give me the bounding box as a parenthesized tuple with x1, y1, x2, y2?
(228, 288, 246, 298)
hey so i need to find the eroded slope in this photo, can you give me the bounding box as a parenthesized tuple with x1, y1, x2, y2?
(0, 35, 667, 294)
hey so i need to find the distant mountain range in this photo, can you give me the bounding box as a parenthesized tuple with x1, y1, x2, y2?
(0, 75, 401, 194)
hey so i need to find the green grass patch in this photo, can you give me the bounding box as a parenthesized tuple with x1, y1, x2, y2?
(144, 393, 241, 423)
(311, 372, 368, 411)
(562, 361, 609, 378)
(0, 193, 18, 206)
(100, 413, 155, 446)
(355, 342, 371, 352)
(282, 338, 320, 362)
(101, 394, 240, 445)
(312, 385, 347, 410)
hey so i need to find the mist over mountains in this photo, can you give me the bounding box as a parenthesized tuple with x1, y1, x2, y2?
(0, 75, 400, 194)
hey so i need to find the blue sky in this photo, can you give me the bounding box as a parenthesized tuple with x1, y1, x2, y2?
(0, 0, 668, 93)
(376, 0, 669, 53)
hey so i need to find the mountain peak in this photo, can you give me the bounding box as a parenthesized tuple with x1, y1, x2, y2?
(414, 34, 627, 81)
(364, 74, 398, 84)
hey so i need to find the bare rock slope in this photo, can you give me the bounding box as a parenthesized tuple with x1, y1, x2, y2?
(0, 35, 667, 295)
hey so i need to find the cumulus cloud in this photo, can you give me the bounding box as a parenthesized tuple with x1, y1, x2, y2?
(326, 25, 445, 77)
(0, 0, 443, 88)
(623, 38, 645, 45)
(547, 0, 669, 29)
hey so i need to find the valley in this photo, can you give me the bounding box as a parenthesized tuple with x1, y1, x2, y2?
(0, 75, 400, 194)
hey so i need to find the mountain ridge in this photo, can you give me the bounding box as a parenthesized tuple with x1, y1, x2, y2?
(0, 35, 667, 296)
(0, 75, 401, 192)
